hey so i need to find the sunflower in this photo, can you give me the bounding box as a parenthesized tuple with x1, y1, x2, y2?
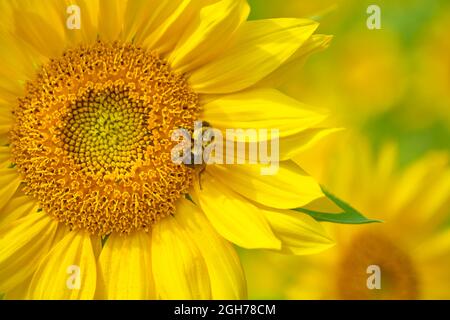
(0, 0, 337, 299)
(285, 138, 450, 299)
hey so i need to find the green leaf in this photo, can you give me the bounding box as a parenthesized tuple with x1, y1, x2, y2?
(294, 186, 382, 225)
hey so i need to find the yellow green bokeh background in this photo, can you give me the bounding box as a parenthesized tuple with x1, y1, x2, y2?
(242, 0, 450, 299)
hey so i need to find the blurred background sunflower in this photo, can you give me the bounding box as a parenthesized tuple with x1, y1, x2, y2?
(241, 0, 450, 299)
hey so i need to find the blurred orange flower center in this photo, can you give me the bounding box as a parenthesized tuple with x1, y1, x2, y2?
(336, 231, 419, 299)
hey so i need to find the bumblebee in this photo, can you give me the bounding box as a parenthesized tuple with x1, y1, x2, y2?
(182, 121, 215, 189)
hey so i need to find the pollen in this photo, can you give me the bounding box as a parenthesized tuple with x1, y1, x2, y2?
(11, 41, 199, 235)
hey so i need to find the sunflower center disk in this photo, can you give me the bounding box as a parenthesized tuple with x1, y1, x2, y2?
(336, 231, 419, 299)
(62, 87, 153, 177)
(11, 41, 199, 235)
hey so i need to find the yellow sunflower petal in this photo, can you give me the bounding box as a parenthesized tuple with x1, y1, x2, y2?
(281, 127, 343, 161)
(0, 33, 40, 100)
(2, 224, 74, 299)
(96, 232, 154, 300)
(98, 0, 126, 41)
(403, 155, 450, 224)
(201, 88, 325, 140)
(209, 161, 323, 209)
(91, 235, 102, 260)
(418, 169, 450, 219)
(0, 105, 13, 133)
(0, 146, 12, 168)
(0, 65, 26, 104)
(152, 214, 211, 299)
(12, 5, 66, 58)
(257, 34, 333, 88)
(0, 195, 39, 227)
(189, 18, 318, 94)
(122, 0, 158, 42)
(301, 196, 342, 214)
(0, 1, 13, 31)
(175, 198, 246, 299)
(63, 0, 100, 45)
(262, 209, 334, 255)
(141, 0, 196, 54)
(417, 227, 450, 261)
(25, 1, 67, 39)
(194, 172, 281, 249)
(389, 153, 449, 221)
(169, 0, 250, 73)
(0, 212, 58, 293)
(52, 223, 73, 246)
(0, 168, 22, 211)
(28, 231, 97, 300)
(3, 276, 31, 300)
